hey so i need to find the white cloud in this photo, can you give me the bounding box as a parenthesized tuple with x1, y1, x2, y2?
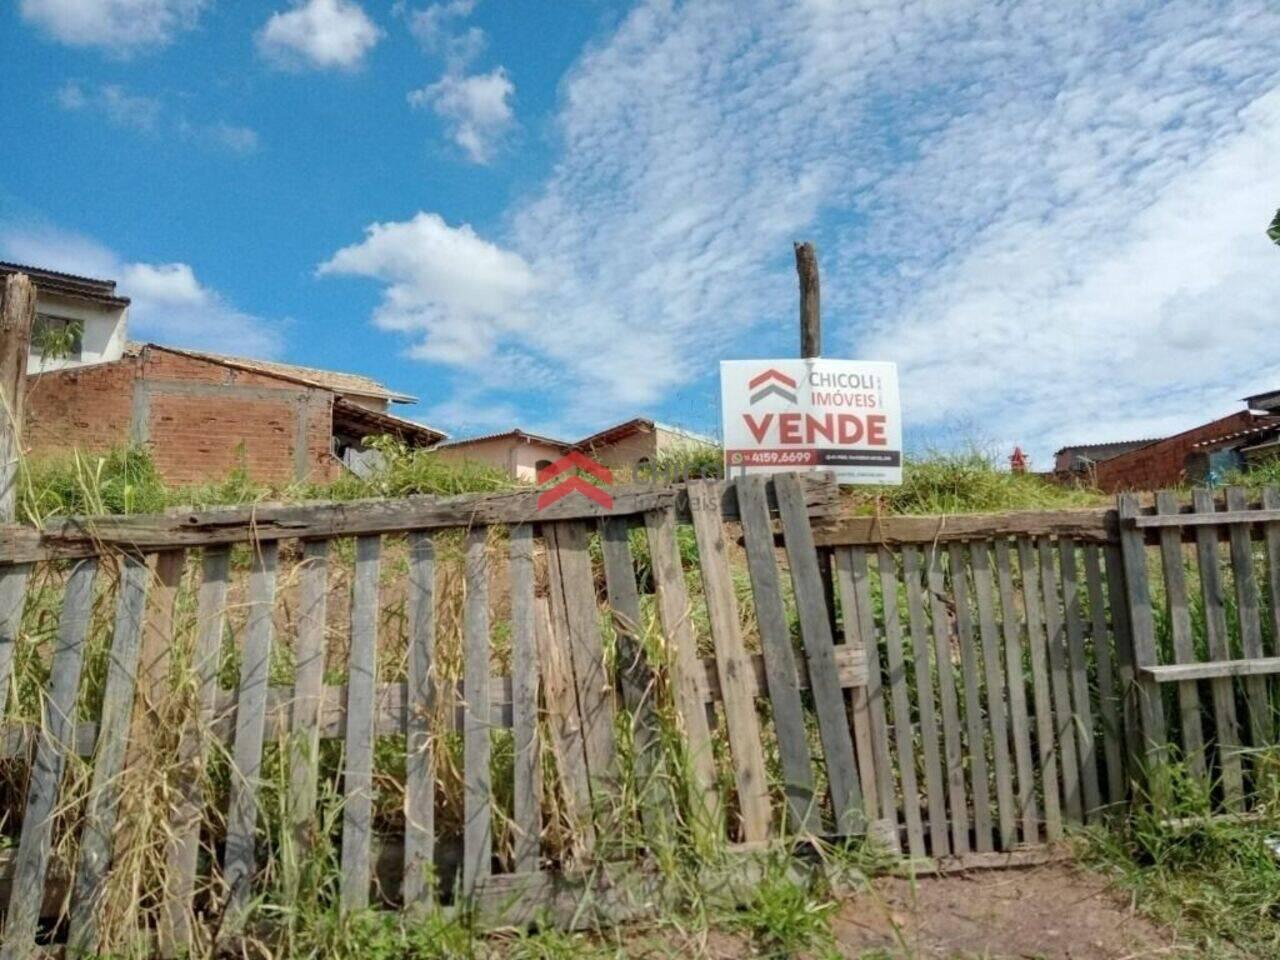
(331, 1, 1280, 445)
(257, 0, 382, 71)
(404, 0, 484, 68)
(56, 82, 259, 154)
(0, 224, 284, 358)
(183, 120, 261, 155)
(318, 212, 538, 364)
(19, 0, 207, 53)
(409, 67, 513, 163)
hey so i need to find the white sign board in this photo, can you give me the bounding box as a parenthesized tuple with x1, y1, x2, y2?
(720, 359, 902, 485)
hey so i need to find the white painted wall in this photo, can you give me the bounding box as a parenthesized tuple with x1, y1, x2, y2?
(26, 293, 128, 374)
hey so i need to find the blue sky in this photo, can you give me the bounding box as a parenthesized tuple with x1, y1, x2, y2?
(2, 0, 1279, 464)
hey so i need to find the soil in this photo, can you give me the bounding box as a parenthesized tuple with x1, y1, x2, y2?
(617, 861, 1185, 959)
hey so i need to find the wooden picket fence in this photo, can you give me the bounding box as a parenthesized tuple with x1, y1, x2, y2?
(1, 475, 1279, 956)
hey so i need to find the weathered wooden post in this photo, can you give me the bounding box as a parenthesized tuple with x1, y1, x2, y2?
(0, 272, 35, 523)
(795, 241, 820, 358)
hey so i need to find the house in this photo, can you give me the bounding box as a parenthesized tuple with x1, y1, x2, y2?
(432, 429, 571, 482)
(5, 262, 444, 485)
(435, 418, 719, 483)
(1055, 392, 1280, 491)
(576, 418, 717, 477)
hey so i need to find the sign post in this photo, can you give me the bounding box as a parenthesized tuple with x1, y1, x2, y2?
(720, 358, 902, 485)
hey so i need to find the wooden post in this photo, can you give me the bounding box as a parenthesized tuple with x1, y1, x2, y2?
(795, 242, 820, 358)
(0, 273, 35, 523)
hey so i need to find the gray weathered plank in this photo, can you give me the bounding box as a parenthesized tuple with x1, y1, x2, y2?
(926, 546, 969, 855)
(971, 543, 1016, 849)
(776, 474, 862, 835)
(643, 507, 717, 825)
(1154, 493, 1207, 787)
(600, 515, 663, 841)
(814, 507, 1118, 547)
(290, 541, 329, 860)
(1225, 486, 1271, 747)
(1105, 542, 1141, 789)
(1083, 544, 1125, 809)
(462, 527, 491, 895)
(832, 548, 881, 827)
(1191, 489, 1243, 810)
(545, 520, 616, 795)
(1019, 537, 1062, 841)
(67, 556, 150, 955)
(158, 546, 230, 956)
(1131, 508, 1280, 528)
(1264, 488, 1280, 658)
(1059, 538, 1102, 820)
(1, 558, 96, 960)
(1142, 658, 1280, 681)
(949, 543, 992, 853)
(688, 480, 771, 842)
(878, 548, 925, 857)
(224, 542, 278, 918)
(508, 526, 540, 874)
(0, 563, 30, 721)
(902, 546, 948, 856)
(1117, 494, 1168, 770)
(994, 540, 1038, 844)
(840, 546, 897, 849)
(736, 476, 817, 834)
(404, 531, 437, 903)
(1039, 539, 1082, 824)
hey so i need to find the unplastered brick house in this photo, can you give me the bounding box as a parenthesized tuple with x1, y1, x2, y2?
(6, 262, 444, 485)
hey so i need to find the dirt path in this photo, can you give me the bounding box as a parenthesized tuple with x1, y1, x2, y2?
(824, 861, 1183, 959)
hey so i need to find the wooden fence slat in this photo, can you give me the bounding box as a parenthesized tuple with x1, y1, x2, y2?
(1019, 537, 1062, 841)
(970, 543, 1016, 849)
(1039, 539, 1082, 824)
(689, 481, 771, 842)
(1264, 487, 1280, 656)
(736, 477, 817, 834)
(1154, 493, 1207, 787)
(1225, 486, 1271, 748)
(643, 507, 717, 825)
(1059, 538, 1102, 821)
(1191, 489, 1243, 810)
(842, 546, 897, 848)
(1117, 494, 1168, 772)
(159, 546, 230, 956)
(994, 540, 1038, 844)
(462, 527, 491, 895)
(1105, 542, 1141, 788)
(949, 543, 992, 853)
(67, 556, 151, 955)
(508, 525, 540, 874)
(877, 548, 925, 857)
(775, 474, 862, 835)
(926, 546, 969, 855)
(600, 515, 664, 842)
(546, 520, 616, 795)
(1, 558, 97, 960)
(224, 542, 278, 918)
(902, 546, 948, 856)
(1083, 545, 1125, 809)
(0, 563, 30, 721)
(832, 548, 882, 828)
(290, 541, 329, 862)
(404, 531, 437, 903)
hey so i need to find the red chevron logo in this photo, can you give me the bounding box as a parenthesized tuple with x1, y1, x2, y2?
(537, 451, 614, 511)
(748, 368, 797, 390)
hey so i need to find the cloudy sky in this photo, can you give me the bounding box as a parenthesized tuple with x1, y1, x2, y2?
(2, 0, 1278, 462)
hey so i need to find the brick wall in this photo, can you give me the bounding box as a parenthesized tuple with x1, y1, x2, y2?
(1091, 411, 1259, 492)
(23, 346, 340, 485)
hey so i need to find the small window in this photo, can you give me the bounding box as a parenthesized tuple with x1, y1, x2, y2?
(535, 459, 554, 473)
(32, 314, 84, 361)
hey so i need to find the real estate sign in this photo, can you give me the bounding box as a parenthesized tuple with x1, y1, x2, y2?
(720, 359, 902, 485)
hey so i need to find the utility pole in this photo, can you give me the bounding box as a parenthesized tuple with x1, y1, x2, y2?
(795, 241, 820, 358)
